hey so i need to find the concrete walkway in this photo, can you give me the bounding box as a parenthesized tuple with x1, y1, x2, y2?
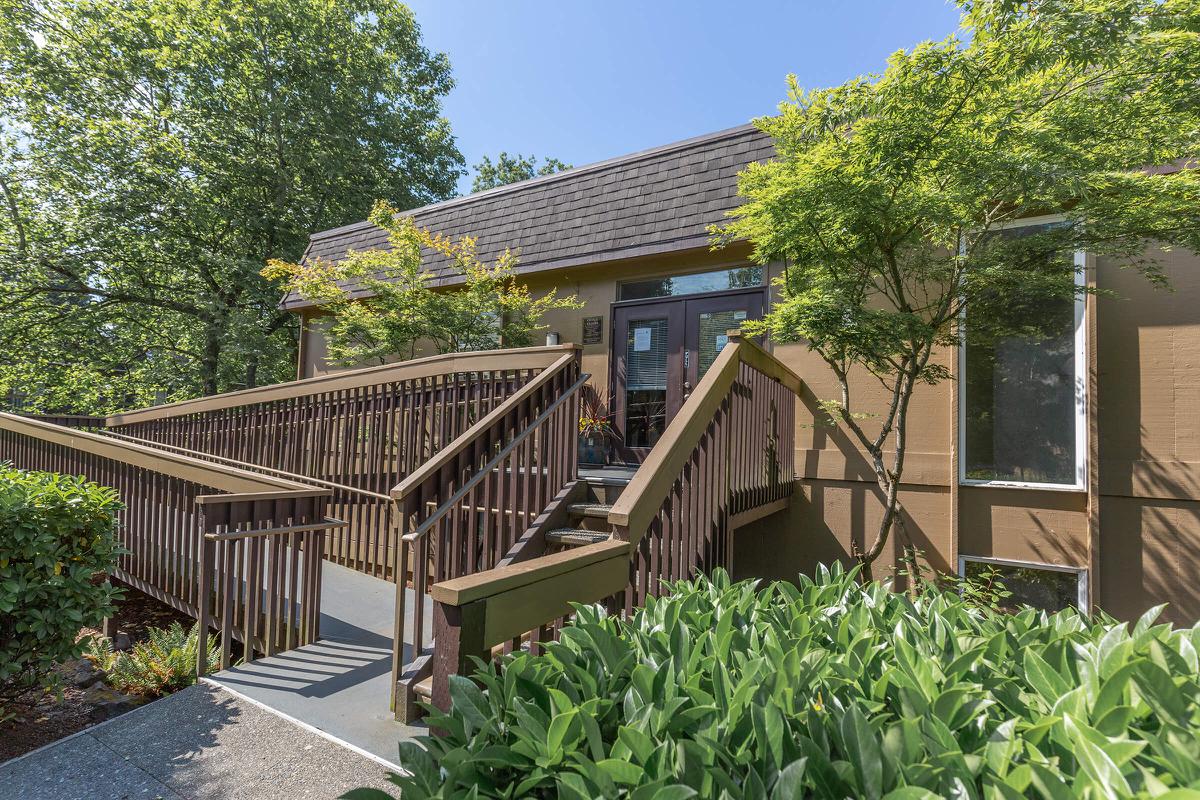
(206, 561, 430, 765)
(0, 682, 398, 800)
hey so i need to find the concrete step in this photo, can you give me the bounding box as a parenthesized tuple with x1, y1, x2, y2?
(567, 502, 613, 519)
(413, 676, 433, 701)
(545, 528, 612, 547)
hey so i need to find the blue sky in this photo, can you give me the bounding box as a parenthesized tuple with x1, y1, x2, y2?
(403, 1, 964, 195)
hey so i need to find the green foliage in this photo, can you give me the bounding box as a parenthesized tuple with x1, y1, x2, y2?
(377, 567, 1200, 799)
(264, 200, 581, 366)
(0, 0, 464, 410)
(718, 0, 1200, 572)
(85, 622, 218, 697)
(0, 466, 122, 709)
(471, 152, 572, 193)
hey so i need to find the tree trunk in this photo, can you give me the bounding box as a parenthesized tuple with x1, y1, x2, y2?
(200, 319, 223, 396)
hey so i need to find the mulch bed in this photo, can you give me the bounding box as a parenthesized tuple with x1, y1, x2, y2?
(0, 580, 194, 763)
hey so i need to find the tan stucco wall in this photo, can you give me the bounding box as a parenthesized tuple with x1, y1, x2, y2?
(295, 241, 1200, 622)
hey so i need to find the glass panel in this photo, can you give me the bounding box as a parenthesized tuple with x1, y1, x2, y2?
(619, 266, 763, 301)
(625, 318, 669, 448)
(696, 309, 744, 380)
(964, 560, 1081, 613)
(963, 227, 1078, 484)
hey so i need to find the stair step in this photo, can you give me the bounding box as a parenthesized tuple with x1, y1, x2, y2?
(567, 502, 613, 519)
(545, 528, 612, 547)
(413, 676, 433, 700)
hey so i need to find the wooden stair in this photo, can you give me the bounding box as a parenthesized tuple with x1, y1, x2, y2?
(544, 469, 632, 548)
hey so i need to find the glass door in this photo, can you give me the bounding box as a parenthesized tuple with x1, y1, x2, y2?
(612, 302, 684, 462)
(683, 293, 765, 398)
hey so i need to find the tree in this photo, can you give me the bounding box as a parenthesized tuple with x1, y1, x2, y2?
(718, 0, 1200, 580)
(471, 152, 571, 193)
(0, 0, 464, 412)
(263, 200, 582, 365)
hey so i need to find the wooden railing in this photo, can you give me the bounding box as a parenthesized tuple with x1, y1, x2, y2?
(103, 345, 576, 579)
(609, 332, 799, 610)
(423, 334, 801, 713)
(390, 350, 585, 715)
(0, 413, 336, 675)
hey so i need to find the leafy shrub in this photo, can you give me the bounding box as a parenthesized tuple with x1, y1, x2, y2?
(379, 565, 1200, 799)
(0, 465, 122, 709)
(85, 622, 219, 696)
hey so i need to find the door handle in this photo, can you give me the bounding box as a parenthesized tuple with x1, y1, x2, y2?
(683, 380, 692, 400)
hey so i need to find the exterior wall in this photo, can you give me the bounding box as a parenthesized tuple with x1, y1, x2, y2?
(294, 241, 1200, 622)
(1094, 246, 1200, 623)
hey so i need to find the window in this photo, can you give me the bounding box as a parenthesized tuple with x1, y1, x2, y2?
(960, 219, 1086, 488)
(618, 265, 763, 301)
(959, 556, 1087, 613)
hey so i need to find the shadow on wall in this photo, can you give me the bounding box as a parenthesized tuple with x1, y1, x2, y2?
(732, 478, 950, 588)
(733, 375, 952, 587)
(1095, 257, 1200, 624)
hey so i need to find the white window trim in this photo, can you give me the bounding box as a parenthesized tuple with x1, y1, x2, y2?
(958, 554, 1089, 611)
(958, 214, 1088, 491)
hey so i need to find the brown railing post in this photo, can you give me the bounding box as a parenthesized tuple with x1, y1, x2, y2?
(431, 598, 487, 714)
(196, 535, 215, 677)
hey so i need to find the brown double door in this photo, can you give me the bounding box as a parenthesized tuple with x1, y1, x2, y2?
(611, 290, 764, 462)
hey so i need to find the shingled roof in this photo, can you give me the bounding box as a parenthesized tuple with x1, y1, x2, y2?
(283, 123, 774, 311)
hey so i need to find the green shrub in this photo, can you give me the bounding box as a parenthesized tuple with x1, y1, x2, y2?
(86, 622, 219, 696)
(372, 565, 1200, 799)
(0, 465, 122, 709)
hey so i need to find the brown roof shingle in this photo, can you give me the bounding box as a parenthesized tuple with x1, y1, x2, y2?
(283, 123, 773, 310)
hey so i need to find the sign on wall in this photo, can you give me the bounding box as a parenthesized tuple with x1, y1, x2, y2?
(582, 316, 603, 344)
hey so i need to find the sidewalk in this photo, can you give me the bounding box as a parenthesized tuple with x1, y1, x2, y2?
(0, 683, 400, 800)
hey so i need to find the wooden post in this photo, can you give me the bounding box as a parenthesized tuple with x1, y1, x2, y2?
(431, 598, 487, 715)
(196, 537, 214, 677)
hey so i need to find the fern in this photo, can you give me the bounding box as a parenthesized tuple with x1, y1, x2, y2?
(85, 623, 219, 696)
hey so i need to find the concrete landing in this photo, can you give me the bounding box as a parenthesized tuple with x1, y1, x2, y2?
(0, 682, 397, 800)
(207, 561, 430, 767)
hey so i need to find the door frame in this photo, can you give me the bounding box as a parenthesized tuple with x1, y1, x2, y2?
(608, 287, 767, 464)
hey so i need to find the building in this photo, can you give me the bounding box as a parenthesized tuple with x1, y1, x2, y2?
(286, 122, 1200, 624)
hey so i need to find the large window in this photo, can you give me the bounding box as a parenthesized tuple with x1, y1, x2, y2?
(960, 220, 1086, 488)
(618, 265, 763, 301)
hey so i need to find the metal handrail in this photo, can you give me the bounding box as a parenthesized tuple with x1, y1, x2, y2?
(391, 351, 580, 499)
(401, 372, 590, 543)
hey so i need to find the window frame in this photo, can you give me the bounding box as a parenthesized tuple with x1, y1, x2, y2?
(957, 554, 1089, 612)
(957, 214, 1088, 492)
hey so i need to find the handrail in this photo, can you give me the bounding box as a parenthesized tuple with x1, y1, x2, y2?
(1, 412, 334, 676)
(402, 371, 590, 542)
(98, 428, 390, 501)
(608, 334, 802, 542)
(0, 412, 325, 500)
(105, 344, 579, 426)
(391, 351, 580, 499)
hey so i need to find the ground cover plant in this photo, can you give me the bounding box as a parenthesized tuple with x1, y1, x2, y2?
(85, 622, 220, 697)
(366, 566, 1200, 799)
(0, 465, 121, 717)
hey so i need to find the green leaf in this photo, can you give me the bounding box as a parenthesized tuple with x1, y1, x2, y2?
(841, 704, 884, 800)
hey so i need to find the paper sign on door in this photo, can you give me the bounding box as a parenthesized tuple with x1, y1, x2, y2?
(633, 327, 652, 352)
(715, 334, 729, 350)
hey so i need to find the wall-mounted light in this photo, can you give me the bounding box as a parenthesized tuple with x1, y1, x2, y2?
(546, 332, 560, 346)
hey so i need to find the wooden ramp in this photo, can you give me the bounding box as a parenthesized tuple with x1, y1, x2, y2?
(207, 561, 432, 764)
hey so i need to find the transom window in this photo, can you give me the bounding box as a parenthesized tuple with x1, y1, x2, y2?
(960, 218, 1086, 489)
(618, 265, 763, 301)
